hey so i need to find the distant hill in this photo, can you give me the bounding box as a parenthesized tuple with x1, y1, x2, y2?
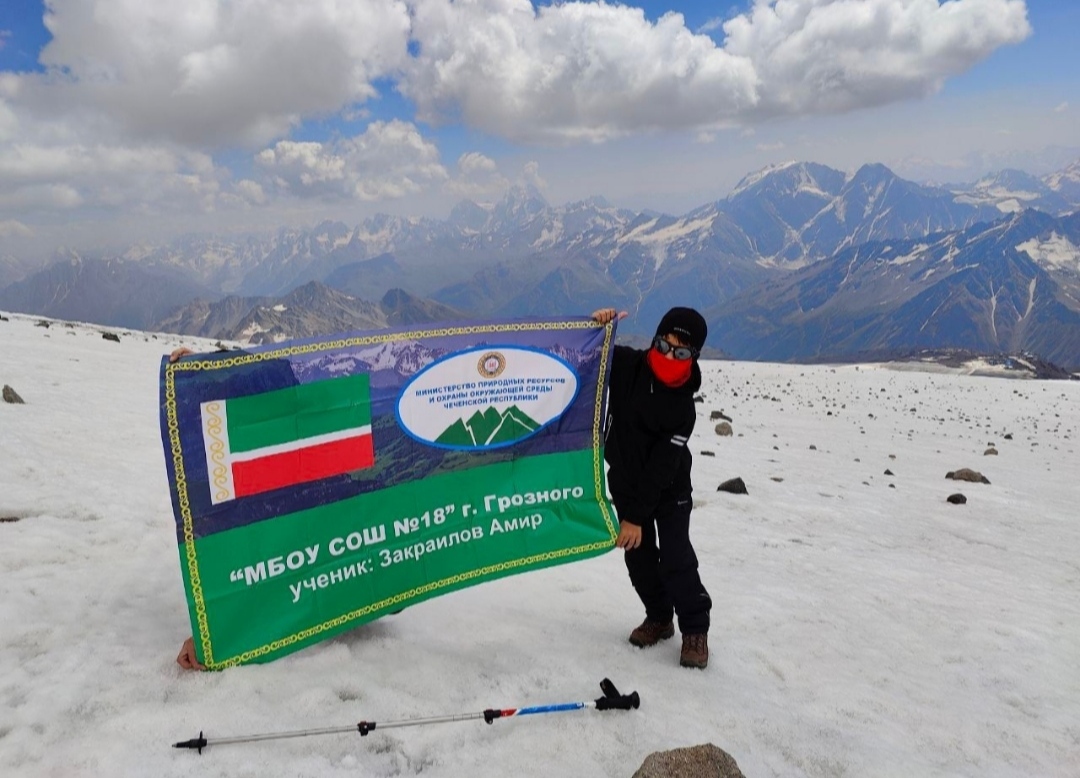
(153, 282, 467, 344)
(0, 255, 218, 329)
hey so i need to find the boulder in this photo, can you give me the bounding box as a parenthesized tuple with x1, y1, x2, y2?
(102, 332, 121, 343)
(633, 744, 746, 778)
(984, 448, 998, 456)
(700, 450, 716, 457)
(709, 411, 733, 422)
(714, 422, 733, 437)
(946, 469, 991, 485)
(717, 477, 747, 495)
(3, 385, 25, 404)
(884, 469, 894, 476)
(947, 493, 967, 505)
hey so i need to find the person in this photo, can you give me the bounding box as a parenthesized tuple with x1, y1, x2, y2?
(176, 635, 204, 670)
(591, 306, 712, 669)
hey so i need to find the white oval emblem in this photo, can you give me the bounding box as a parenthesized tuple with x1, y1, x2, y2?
(396, 346, 580, 450)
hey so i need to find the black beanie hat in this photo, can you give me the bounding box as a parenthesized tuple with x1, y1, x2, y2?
(656, 307, 707, 353)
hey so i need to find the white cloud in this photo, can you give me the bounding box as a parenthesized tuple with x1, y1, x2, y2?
(521, 161, 546, 189)
(756, 141, 786, 151)
(723, 0, 1032, 118)
(0, 105, 255, 220)
(404, 0, 758, 143)
(0, 98, 18, 142)
(1055, 102, 1069, 114)
(0, 219, 33, 238)
(0, 30, 12, 50)
(1, 0, 1035, 154)
(235, 179, 268, 206)
(0, 183, 83, 210)
(697, 18, 726, 34)
(256, 120, 448, 201)
(0, 0, 1040, 252)
(458, 152, 499, 176)
(403, 0, 1030, 142)
(15, 0, 412, 147)
(444, 152, 509, 198)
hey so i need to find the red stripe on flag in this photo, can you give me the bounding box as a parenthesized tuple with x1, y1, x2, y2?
(232, 434, 374, 498)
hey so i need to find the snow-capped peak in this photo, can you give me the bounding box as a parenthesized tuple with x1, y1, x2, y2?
(729, 160, 801, 197)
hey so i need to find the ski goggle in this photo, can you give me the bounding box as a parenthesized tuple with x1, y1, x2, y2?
(651, 336, 697, 361)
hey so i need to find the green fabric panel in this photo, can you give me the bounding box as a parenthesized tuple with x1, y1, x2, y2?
(225, 374, 371, 453)
(185, 448, 615, 667)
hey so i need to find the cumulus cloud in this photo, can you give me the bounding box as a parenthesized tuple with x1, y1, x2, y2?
(235, 179, 268, 206)
(15, 0, 411, 147)
(405, 0, 758, 142)
(724, 0, 1031, 117)
(4, 0, 1033, 152)
(520, 161, 546, 190)
(256, 120, 448, 200)
(444, 152, 509, 198)
(0, 219, 33, 238)
(0, 103, 254, 220)
(0, 0, 1036, 237)
(0, 183, 83, 210)
(403, 0, 1030, 142)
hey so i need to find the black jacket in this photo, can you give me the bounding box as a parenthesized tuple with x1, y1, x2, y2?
(603, 345, 700, 525)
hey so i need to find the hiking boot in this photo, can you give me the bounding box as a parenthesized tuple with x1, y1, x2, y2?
(628, 619, 675, 648)
(680, 633, 708, 669)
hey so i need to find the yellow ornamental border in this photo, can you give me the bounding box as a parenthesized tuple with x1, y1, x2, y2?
(163, 319, 617, 669)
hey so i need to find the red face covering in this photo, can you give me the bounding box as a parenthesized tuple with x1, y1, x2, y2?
(647, 346, 693, 387)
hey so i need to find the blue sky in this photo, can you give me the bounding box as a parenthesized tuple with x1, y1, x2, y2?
(0, 0, 1076, 256)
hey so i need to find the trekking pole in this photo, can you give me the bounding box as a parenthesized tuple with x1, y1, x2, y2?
(174, 678, 639, 754)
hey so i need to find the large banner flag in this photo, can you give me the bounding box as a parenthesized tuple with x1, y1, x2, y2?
(160, 318, 618, 668)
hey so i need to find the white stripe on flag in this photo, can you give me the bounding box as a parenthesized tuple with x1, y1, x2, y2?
(201, 400, 236, 504)
(228, 425, 373, 463)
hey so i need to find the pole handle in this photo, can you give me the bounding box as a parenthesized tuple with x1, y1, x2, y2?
(594, 678, 640, 711)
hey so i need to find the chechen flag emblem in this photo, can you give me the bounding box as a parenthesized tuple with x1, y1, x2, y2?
(200, 374, 374, 504)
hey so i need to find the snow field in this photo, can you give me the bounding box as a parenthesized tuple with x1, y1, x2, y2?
(1, 313, 1078, 777)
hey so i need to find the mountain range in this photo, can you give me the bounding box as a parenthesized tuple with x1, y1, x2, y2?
(708, 210, 1080, 367)
(1, 158, 1079, 366)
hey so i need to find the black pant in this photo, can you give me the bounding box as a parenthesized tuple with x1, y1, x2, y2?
(623, 497, 711, 635)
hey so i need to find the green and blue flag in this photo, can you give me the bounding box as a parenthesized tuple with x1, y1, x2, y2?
(160, 318, 617, 668)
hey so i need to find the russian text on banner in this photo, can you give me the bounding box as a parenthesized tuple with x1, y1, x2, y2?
(160, 317, 618, 668)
